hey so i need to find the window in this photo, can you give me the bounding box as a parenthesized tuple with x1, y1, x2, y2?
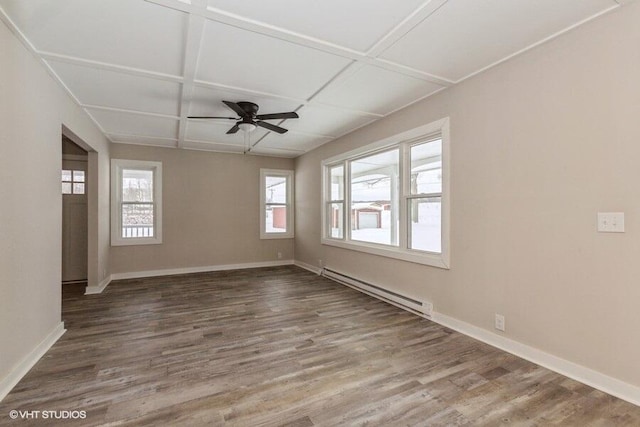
(260, 169, 294, 239)
(62, 169, 85, 194)
(322, 118, 449, 268)
(111, 159, 162, 246)
(350, 149, 399, 246)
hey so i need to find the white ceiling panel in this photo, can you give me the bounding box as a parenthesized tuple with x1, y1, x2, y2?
(190, 85, 301, 118)
(285, 105, 376, 138)
(0, 0, 623, 157)
(257, 132, 332, 153)
(206, 0, 425, 52)
(87, 110, 179, 139)
(0, 0, 188, 75)
(186, 119, 269, 145)
(380, 0, 617, 81)
(48, 60, 182, 116)
(313, 65, 444, 115)
(197, 20, 352, 99)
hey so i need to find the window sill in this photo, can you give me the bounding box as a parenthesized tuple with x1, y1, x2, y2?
(111, 237, 163, 247)
(321, 237, 449, 269)
(260, 233, 294, 240)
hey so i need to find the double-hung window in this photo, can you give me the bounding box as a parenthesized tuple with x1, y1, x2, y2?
(322, 118, 449, 268)
(111, 159, 162, 246)
(260, 169, 294, 239)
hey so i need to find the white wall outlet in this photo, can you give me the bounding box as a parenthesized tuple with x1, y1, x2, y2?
(597, 212, 625, 233)
(318, 259, 323, 267)
(495, 314, 505, 332)
(277, 252, 282, 259)
(423, 301, 433, 317)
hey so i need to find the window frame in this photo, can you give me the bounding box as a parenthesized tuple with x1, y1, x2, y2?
(111, 159, 163, 246)
(260, 169, 294, 239)
(321, 118, 450, 269)
(62, 169, 86, 195)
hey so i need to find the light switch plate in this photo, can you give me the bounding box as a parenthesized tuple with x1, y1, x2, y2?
(597, 212, 625, 233)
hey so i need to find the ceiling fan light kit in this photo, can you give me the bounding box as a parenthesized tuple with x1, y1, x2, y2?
(237, 122, 257, 133)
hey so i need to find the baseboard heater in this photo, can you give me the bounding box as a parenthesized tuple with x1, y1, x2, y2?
(321, 268, 433, 318)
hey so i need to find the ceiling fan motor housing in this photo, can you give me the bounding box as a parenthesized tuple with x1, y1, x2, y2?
(237, 101, 259, 117)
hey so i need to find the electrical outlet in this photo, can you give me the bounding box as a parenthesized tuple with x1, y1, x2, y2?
(597, 212, 625, 233)
(495, 314, 505, 332)
(277, 252, 282, 259)
(318, 259, 323, 267)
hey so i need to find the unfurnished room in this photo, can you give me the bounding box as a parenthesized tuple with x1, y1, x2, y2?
(1, 0, 639, 425)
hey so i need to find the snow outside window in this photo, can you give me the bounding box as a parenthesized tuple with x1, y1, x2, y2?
(321, 118, 450, 269)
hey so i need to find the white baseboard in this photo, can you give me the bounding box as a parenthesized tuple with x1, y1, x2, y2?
(0, 322, 66, 402)
(293, 260, 322, 274)
(85, 275, 112, 295)
(314, 267, 639, 407)
(110, 260, 295, 281)
(431, 312, 640, 407)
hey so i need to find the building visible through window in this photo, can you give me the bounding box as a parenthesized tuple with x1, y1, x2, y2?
(260, 169, 294, 239)
(322, 118, 449, 268)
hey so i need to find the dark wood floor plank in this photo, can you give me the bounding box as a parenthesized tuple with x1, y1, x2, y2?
(1, 266, 639, 426)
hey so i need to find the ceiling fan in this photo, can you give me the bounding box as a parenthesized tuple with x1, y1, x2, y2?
(188, 101, 299, 135)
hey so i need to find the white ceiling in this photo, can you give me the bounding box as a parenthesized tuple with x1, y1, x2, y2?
(0, 0, 622, 157)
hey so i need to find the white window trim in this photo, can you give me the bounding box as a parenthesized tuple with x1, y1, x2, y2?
(260, 169, 294, 239)
(111, 159, 163, 246)
(321, 118, 450, 269)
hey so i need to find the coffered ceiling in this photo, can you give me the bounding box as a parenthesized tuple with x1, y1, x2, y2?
(0, 0, 623, 157)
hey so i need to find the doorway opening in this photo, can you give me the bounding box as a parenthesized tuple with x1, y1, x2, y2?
(61, 135, 89, 288)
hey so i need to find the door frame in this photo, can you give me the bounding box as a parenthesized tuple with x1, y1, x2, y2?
(62, 125, 100, 292)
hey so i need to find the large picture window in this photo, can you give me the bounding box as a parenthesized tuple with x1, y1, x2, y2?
(322, 118, 449, 268)
(260, 169, 294, 239)
(111, 159, 162, 246)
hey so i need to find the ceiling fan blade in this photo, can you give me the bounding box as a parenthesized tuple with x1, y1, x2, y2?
(257, 121, 288, 134)
(222, 101, 248, 118)
(255, 112, 299, 120)
(187, 116, 236, 119)
(226, 124, 240, 134)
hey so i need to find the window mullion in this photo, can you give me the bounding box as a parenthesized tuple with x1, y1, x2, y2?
(345, 160, 352, 242)
(398, 143, 408, 250)
(390, 164, 400, 247)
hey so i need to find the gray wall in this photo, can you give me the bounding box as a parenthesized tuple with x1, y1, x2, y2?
(0, 20, 110, 388)
(110, 144, 295, 274)
(295, 3, 640, 388)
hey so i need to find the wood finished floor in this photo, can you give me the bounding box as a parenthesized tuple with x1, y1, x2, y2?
(1, 266, 639, 426)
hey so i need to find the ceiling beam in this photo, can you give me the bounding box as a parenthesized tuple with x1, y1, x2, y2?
(144, 0, 452, 87)
(193, 79, 383, 119)
(176, 0, 208, 148)
(82, 104, 180, 120)
(365, 0, 449, 58)
(201, 5, 452, 86)
(38, 51, 184, 84)
(108, 132, 178, 143)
